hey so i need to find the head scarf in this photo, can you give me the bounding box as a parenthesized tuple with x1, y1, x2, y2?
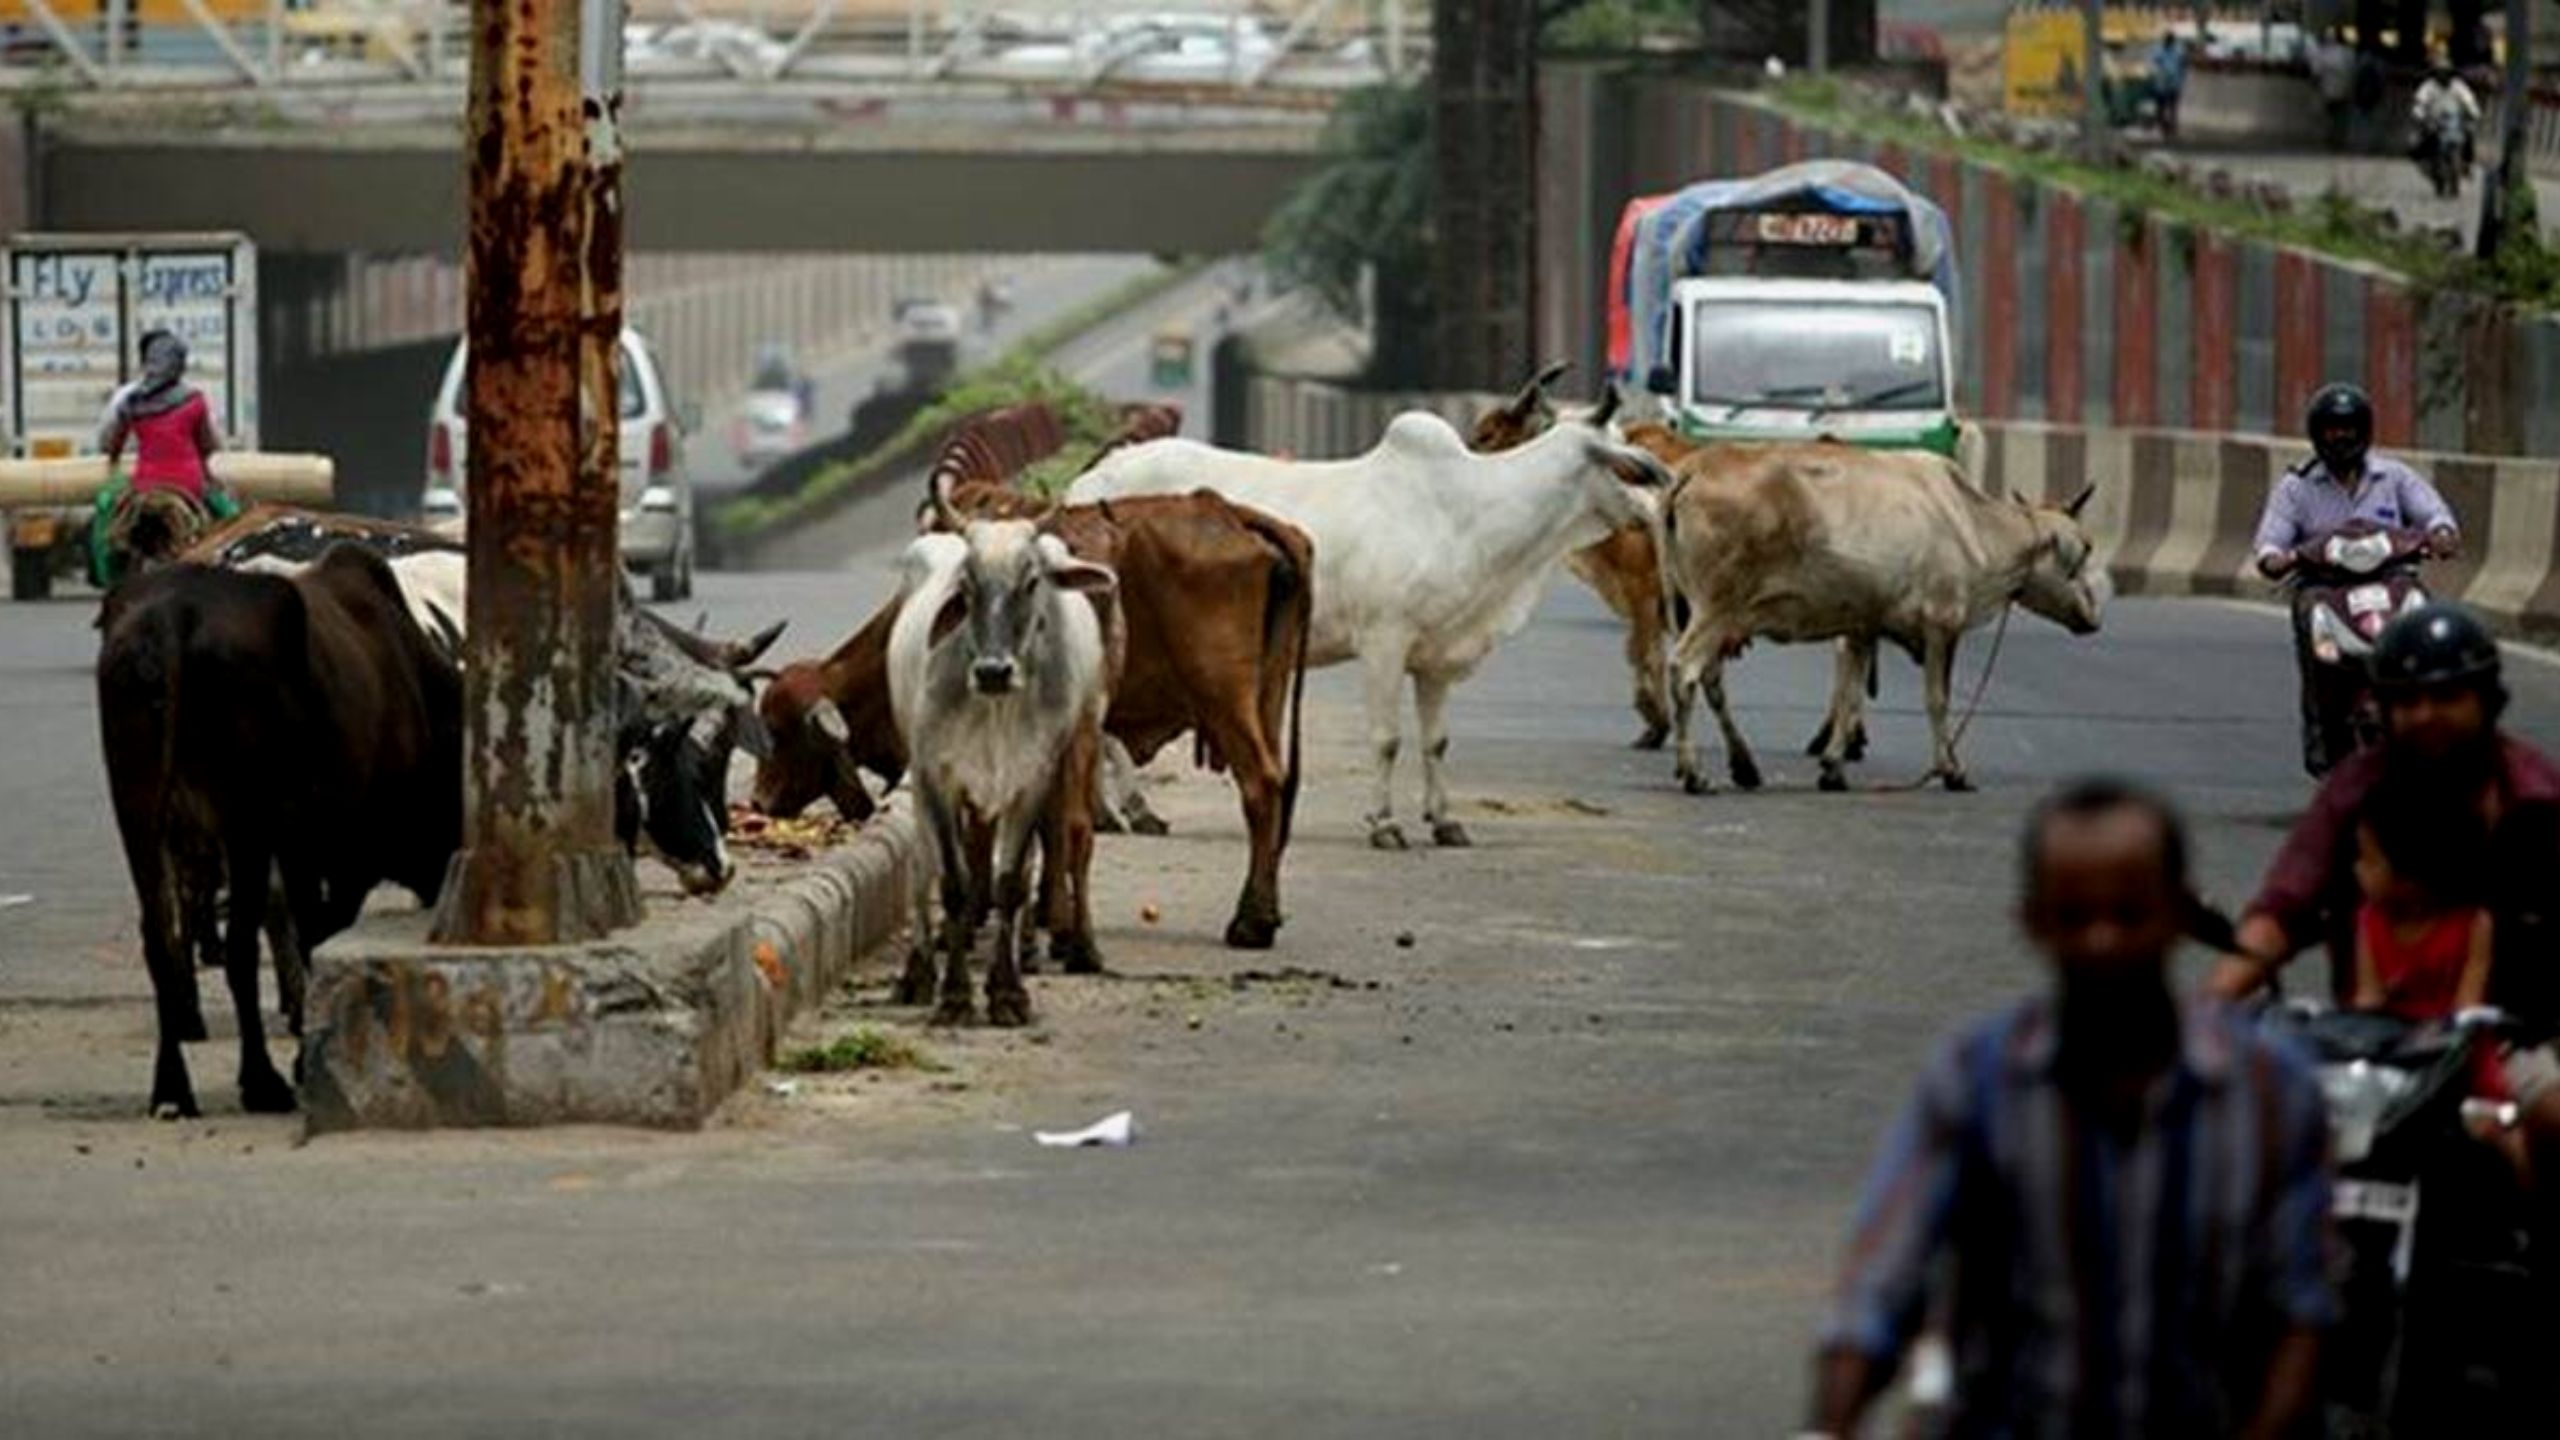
(120, 330, 195, 420)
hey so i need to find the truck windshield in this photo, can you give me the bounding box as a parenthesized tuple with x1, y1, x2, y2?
(1687, 301, 1944, 413)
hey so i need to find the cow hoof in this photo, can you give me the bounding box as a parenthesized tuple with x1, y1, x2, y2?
(1728, 757, 1764, 791)
(1941, 771, 1976, 794)
(1818, 768, 1850, 793)
(1094, 807, 1126, 836)
(1632, 723, 1670, 752)
(1679, 770, 1713, 796)
(931, 996, 976, 1028)
(1431, 820, 1473, 849)
(985, 991, 1034, 1029)
(1223, 913, 1280, 951)
(149, 1096, 200, 1122)
(893, 955, 938, 1008)
(240, 1070, 297, 1116)
(1845, 733, 1870, 763)
(1051, 933, 1105, 976)
(1127, 804, 1172, 838)
(1018, 950, 1044, 977)
(1368, 821, 1410, 851)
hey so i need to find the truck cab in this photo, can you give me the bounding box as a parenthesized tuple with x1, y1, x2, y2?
(1661, 276, 1958, 455)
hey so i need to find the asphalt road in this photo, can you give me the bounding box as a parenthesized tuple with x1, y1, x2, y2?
(7, 382, 2560, 1433)
(2176, 145, 2560, 250)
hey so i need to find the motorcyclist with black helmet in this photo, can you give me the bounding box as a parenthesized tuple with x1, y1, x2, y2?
(2215, 603, 2560, 1204)
(2253, 382, 2461, 773)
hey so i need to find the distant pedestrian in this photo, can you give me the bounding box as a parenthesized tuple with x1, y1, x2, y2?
(2150, 31, 2190, 140)
(1807, 779, 2333, 1439)
(2311, 29, 2356, 151)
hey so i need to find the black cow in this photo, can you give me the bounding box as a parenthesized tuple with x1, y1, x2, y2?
(98, 547, 462, 1118)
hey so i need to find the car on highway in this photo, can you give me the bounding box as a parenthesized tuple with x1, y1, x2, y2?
(894, 298, 964, 346)
(422, 327, 701, 601)
(733, 348, 814, 470)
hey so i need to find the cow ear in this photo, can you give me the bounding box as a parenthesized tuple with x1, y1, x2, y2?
(1046, 555, 1118, 595)
(811, 697, 853, 746)
(1594, 441, 1671, 489)
(2063, 483, 2096, 519)
(929, 589, 968, 646)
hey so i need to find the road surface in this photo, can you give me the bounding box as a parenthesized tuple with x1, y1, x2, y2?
(2175, 145, 2560, 250)
(5, 312, 2559, 1435)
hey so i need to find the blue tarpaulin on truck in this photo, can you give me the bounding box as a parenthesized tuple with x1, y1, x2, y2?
(1615, 160, 1959, 388)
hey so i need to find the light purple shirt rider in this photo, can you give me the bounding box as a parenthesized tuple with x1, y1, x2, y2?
(2251, 454, 2460, 566)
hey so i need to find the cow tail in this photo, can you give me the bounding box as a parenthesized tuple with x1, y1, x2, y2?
(1269, 532, 1312, 853)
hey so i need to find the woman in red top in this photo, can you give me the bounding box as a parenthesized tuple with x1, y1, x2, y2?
(99, 328, 222, 499)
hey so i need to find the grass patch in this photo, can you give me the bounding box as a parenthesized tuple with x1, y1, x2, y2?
(778, 1027, 946, 1075)
(713, 260, 1209, 544)
(1763, 78, 2560, 313)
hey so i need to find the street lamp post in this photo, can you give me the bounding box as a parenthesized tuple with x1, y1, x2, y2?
(431, 0, 641, 946)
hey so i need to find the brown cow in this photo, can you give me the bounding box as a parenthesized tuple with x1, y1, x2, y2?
(1468, 364, 1675, 750)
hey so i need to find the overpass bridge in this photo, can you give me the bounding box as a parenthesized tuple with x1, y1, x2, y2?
(4, 1, 1393, 251)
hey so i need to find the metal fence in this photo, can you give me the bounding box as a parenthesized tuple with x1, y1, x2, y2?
(0, 0, 1426, 97)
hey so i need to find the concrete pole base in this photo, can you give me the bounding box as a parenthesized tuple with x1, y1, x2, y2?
(303, 804, 919, 1133)
(427, 845, 644, 947)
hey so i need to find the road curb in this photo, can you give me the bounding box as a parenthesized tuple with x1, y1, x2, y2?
(299, 801, 920, 1133)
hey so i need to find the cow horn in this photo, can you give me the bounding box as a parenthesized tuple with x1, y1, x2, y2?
(2063, 482, 2096, 519)
(1590, 384, 1622, 428)
(1507, 359, 1569, 419)
(928, 467, 961, 533)
(1029, 495, 1065, 534)
(724, 619, 787, 671)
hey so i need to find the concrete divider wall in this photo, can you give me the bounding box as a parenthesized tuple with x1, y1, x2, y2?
(1534, 66, 2560, 460)
(1240, 370, 2560, 645)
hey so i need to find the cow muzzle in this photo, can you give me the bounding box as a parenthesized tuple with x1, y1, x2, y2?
(971, 658, 1019, 695)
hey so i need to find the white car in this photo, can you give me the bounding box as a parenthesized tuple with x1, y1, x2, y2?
(423, 327, 700, 601)
(894, 298, 964, 346)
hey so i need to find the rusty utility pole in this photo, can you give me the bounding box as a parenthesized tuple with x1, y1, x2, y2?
(432, 0, 640, 946)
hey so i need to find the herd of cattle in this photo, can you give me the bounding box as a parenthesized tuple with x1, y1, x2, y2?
(88, 365, 2107, 1117)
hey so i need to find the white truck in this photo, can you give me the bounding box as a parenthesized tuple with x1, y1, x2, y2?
(3, 232, 259, 600)
(1611, 162, 1966, 459)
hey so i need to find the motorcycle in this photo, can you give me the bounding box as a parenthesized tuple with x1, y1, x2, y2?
(2286, 522, 2432, 774)
(2417, 107, 2472, 199)
(2259, 1003, 2541, 1435)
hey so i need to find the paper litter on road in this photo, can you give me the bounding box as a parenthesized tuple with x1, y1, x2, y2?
(1034, 1110, 1137, 1148)
(0, 895, 31, 911)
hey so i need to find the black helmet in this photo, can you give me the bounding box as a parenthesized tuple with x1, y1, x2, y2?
(2306, 382, 2373, 474)
(2372, 603, 2501, 693)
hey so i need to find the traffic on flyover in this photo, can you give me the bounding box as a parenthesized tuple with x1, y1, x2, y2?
(4, 5, 2560, 1437)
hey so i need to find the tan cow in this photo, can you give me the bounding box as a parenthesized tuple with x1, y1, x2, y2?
(1660, 443, 2103, 794)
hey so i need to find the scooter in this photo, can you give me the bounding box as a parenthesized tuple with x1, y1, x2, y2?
(2287, 522, 2432, 774)
(2258, 1003, 2542, 1435)
(2417, 107, 2473, 199)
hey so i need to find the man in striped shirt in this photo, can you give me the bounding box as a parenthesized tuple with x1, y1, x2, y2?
(2254, 383, 2461, 775)
(1808, 781, 2334, 1438)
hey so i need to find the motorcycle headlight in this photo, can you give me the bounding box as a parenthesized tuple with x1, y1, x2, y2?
(2319, 1060, 2417, 1164)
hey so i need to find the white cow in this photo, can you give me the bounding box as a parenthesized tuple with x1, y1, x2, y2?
(888, 517, 1116, 1027)
(1071, 411, 1670, 849)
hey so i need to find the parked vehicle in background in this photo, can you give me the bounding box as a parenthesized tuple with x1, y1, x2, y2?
(3, 231, 259, 601)
(424, 327, 700, 601)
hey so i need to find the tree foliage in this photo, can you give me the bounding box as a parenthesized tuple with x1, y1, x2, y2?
(1259, 80, 1434, 379)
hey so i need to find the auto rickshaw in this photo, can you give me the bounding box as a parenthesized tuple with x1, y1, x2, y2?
(1150, 327, 1195, 389)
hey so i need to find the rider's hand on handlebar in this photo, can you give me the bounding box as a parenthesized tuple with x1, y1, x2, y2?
(2427, 528, 2461, 560)
(2257, 550, 2297, 580)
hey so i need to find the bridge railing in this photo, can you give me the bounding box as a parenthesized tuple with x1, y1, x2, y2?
(0, 0, 1425, 97)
